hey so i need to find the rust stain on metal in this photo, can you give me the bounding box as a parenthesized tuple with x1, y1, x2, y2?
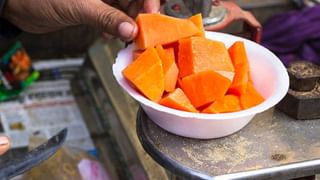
(271, 154, 287, 161)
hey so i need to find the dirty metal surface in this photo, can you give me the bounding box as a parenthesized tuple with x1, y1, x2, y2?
(137, 108, 320, 179)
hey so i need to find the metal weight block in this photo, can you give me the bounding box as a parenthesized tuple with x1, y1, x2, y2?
(276, 61, 320, 120)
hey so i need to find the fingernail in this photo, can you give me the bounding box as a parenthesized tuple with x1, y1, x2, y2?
(118, 22, 136, 40)
(151, 7, 160, 13)
(0, 136, 9, 145)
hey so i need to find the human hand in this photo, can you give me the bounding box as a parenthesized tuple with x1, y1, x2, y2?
(2, 0, 160, 41)
(0, 136, 10, 155)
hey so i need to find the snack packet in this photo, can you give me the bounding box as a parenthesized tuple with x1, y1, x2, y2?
(0, 42, 39, 100)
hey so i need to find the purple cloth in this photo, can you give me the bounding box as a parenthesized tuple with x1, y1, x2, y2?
(261, 5, 320, 66)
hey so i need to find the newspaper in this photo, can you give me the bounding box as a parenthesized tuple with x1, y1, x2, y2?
(0, 79, 95, 151)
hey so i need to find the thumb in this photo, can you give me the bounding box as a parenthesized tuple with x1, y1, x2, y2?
(81, 0, 138, 41)
(0, 136, 10, 155)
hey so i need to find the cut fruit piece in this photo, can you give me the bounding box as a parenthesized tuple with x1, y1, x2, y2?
(228, 41, 250, 95)
(155, 45, 179, 92)
(155, 45, 172, 72)
(159, 88, 198, 112)
(164, 48, 175, 63)
(240, 82, 264, 109)
(248, 70, 253, 83)
(178, 36, 234, 80)
(228, 62, 249, 95)
(176, 78, 183, 89)
(181, 70, 232, 108)
(132, 50, 144, 60)
(122, 47, 164, 102)
(202, 95, 242, 114)
(135, 13, 201, 49)
(164, 64, 179, 92)
(189, 14, 205, 37)
(228, 41, 249, 66)
(164, 41, 179, 63)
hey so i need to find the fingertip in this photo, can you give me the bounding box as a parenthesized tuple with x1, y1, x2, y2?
(132, 23, 138, 39)
(0, 136, 10, 155)
(144, 0, 161, 13)
(118, 22, 138, 41)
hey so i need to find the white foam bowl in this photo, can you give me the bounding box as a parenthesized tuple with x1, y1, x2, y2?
(113, 31, 289, 139)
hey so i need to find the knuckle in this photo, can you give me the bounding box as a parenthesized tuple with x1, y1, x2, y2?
(96, 8, 120, 30)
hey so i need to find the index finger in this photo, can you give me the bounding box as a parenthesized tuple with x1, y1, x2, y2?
(144, 0, 160, 13)
(0, 136, 10, 155)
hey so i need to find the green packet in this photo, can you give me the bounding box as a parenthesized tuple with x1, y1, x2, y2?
(0, 42, 39, 101)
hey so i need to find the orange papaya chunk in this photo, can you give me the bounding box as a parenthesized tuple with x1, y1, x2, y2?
(135, 13, 201, 49)
(178, 37, 235, 81)
(240, 83, 264, 109)
(164, 42, 179, 63)
(202, 95, 242, 114)
(248, 70, 253, 83)
(228, 41, 250, 95)
(132, 50, 144, 60)
(164, 64, 179, 92)
(164, 48, 175, 63)
(181, 70, 232, 108)
(155, 45, 172, 71)
(189, 14, 205, 37)
(122, 47, 164, 102)
(155, 45, 179, 92)
(176, 78, 183, 89)
(228, 62, 249, 95)
(159, 88, 198, 113)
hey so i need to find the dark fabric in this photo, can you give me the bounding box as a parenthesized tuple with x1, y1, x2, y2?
(0, 0, 6, 16)
(0, 19, 21, 40)
(0, 0, 21, 40)
(261, 5, 320, 66)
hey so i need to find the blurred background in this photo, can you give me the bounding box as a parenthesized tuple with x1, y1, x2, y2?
(0, 0, 305, 59)
(0, 0, 319, 180)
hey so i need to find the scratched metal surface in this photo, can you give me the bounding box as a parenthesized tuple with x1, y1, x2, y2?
(138, 108, 320, 177)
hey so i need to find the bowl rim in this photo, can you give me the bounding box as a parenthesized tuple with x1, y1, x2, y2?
(113, 31, 289, 120)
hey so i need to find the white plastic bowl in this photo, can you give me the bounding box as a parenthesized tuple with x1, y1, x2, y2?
(112, 31, 289, 139)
